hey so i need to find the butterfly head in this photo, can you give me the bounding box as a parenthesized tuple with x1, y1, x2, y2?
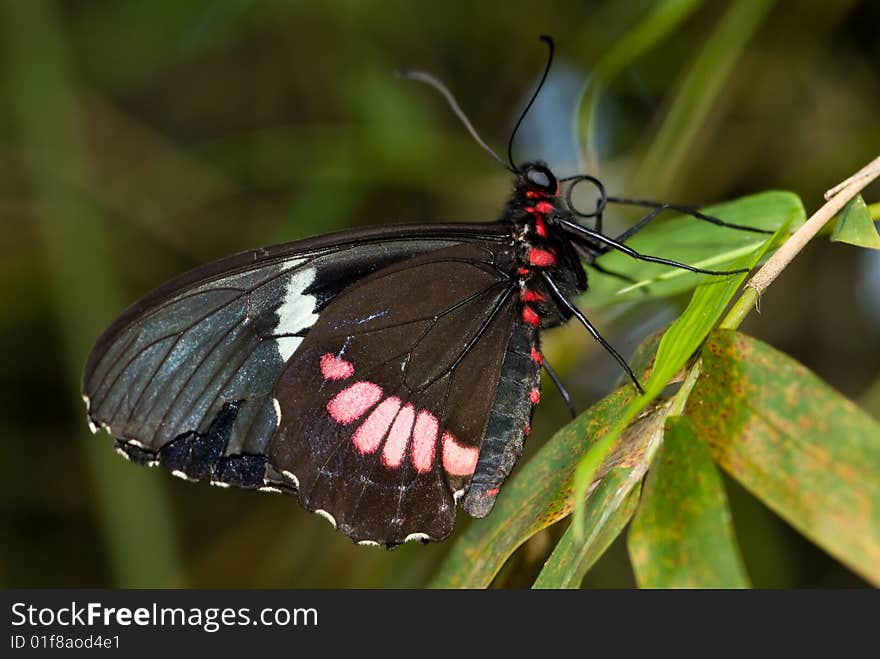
(516, 161, 559, 196)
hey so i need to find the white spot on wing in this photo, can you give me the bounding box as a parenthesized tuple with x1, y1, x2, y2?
(453, 489, 465, 503)
(314, 509, 337, 529)
(357, 540, 380, 547)
(210, 481, 230, 488)
(171, 470, 196, 482)
(272, 397, 282, 428)
(114, 447, 131, 461)
(275, 267, 319, 360)
(282, 470, 299, 489)
(88, 420, 99, 434)
(404, 533, 430, 544)
(275, 336, 303, 362)
(259, 486, 282, 494)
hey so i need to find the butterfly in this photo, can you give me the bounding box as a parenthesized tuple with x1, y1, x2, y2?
(82, 37, 767, 547)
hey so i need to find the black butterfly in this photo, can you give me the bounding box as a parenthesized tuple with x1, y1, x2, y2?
(82, 37, 766, 547)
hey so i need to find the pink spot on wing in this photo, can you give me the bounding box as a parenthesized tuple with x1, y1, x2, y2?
(320, 353, 354, 380)
(382, 404, 414, 468)
(352, 396, 401, 454)
(486, 487, 500, 497)
(442, 432, 479, 476)
(411, 411, 439, 473)
(327, 382, 383, 424)
(529, 388, 541, 404)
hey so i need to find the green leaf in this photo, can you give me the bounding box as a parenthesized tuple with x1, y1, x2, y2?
(430, 332, 664, 588)
(635, 0, 775, 192)
(830, 195, 880, 249)
(571, 203, 796, 540)
(628, 416, 749, 588)
(577, 0, 705, 153)
(533, 402, 669, 589)
(586, 191, 806, 308)
(687, 330, 880, 585)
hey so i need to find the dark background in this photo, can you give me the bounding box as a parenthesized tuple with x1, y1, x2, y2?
(1, 0, 878, 587)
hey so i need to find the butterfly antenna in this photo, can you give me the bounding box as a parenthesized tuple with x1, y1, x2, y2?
(507, 35, 555, 172)
(396, 69, 514, 173)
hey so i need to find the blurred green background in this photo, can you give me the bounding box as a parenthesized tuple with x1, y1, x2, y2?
(1, 0, 878, 588)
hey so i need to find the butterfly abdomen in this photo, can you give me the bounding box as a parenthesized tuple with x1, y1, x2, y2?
(463, 321, 541, 517)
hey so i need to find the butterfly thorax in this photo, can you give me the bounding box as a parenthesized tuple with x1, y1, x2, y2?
(502, 161, 587, 329)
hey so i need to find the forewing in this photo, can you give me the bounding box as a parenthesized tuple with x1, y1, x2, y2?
(268, 243, 518, 545)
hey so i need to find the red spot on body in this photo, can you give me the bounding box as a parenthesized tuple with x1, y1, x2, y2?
(528, 248, 557, 267)
(535, 217, 548, 237)
(382, 404, 414, 468)
(522, 305, 540, 326)
(442, 433, 479, 476)
(320, 353, 354, 380)
(525, 190, 541, 199)
(517, 267, 531, 276)
(352, 396, 401, 454)
(529, 388, 541, 404)
(327, 382, 383, 424)
(411, 411, 439, 473)
(524, 206, 535, 214)
(524, 425, 531, 436)
(530, 346, 544, 364)
(486, 487, 500, 497)
(521, 289, 546, 303)
(535, 201, 554, 214)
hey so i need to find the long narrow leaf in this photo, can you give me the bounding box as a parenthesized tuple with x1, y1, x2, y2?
(688, 330, 880, 585)
(533, 402, 669, 589)
(628, 416, 749, 588)
(636, 0, 776, 191)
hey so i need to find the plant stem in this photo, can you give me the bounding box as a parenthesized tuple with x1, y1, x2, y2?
(722, 155, 880, 330)
(668, 360, 702, 417)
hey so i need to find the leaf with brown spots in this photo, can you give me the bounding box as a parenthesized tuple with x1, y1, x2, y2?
(532, 403, 668, 589)
(687, 330, 880, 585)
(628, 416, 749, 588)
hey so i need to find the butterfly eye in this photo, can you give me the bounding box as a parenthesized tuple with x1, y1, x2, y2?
(525, 165, 556, 192)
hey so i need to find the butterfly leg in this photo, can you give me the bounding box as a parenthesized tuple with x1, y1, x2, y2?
(540, 356, 577, 419)
(605, 196, 773, 243)
(557, 218, 751, 276)
(541, 273, 644, 394)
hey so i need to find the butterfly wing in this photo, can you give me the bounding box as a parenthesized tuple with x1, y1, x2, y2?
(82, 223, 509, 487)
(266, 242, 522, 544)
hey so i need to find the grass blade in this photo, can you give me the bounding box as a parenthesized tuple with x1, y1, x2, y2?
(2, 0, 183, 587)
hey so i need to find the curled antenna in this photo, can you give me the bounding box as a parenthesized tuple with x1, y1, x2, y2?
(396, 69, 514, 173)
(507, 35, 555, 172)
